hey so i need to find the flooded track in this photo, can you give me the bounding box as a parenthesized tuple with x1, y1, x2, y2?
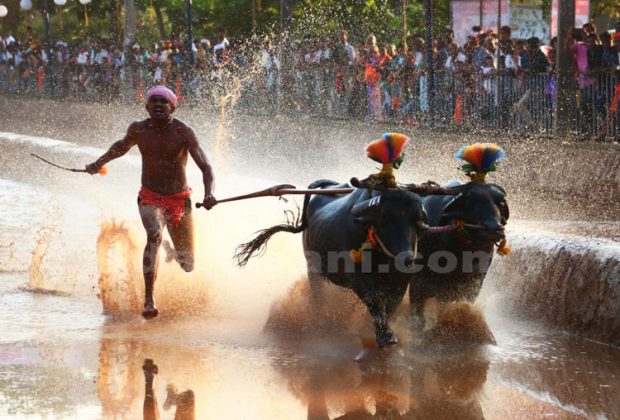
(0, 97, 618, 419)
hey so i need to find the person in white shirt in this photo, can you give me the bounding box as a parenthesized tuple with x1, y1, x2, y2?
(444, 43, 467, 72)
(77, 49, 89, 65)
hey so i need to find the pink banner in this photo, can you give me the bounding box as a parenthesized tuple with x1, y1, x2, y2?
(451, 0, 510, 46)
(550, 0, 590, 38)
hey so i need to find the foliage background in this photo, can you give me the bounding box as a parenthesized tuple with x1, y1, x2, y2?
(0, 0, 618, 46)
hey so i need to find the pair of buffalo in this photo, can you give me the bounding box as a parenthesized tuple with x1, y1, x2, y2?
(235, 176, 509, 349)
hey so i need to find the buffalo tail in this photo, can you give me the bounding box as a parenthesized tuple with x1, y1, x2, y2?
(233, 194, 311, 267)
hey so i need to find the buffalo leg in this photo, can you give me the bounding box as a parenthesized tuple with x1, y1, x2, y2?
(408, 279, 432, 329)
(352, 283, 397, 348)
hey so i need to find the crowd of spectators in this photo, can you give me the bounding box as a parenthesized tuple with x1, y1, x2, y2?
(1, 21, 619, 138)
(0, 29, 233, 100)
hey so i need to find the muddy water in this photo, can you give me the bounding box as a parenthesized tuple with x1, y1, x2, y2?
(0, 103, 619, 419)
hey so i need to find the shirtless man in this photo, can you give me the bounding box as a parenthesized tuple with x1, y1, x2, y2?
(86, 85, 216, 319)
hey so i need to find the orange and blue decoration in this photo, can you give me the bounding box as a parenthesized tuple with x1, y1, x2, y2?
(456, 143, 505, 182)
(366, 132, 409, 169)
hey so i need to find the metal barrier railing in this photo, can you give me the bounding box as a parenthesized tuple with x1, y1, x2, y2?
(0, 59, 618, 140)
(576, 72, 619, 140)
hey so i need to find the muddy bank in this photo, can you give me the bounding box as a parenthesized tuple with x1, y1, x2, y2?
(1, 95, 618, 221)
(487, 231, 620, 346)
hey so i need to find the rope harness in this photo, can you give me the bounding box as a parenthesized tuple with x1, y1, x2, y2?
(349, 226, 413, 263)
(450, 218, 511, 256)
(350, 227, 393, 263)
(349, 226, 420, 264)
(349, 217, 510, 264)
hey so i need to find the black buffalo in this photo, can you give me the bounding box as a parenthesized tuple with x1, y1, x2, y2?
(236, 180, 427, 348)
(409, 180, 509, 326)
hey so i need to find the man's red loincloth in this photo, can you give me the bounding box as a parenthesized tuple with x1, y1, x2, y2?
(138, 186, 191, 225)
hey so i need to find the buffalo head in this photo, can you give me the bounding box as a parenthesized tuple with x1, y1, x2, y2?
(439, 183, 509, 245)
(352, 190, 426, 267)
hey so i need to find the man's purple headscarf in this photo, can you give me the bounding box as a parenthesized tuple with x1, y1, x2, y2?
(145, 85, 177, 110)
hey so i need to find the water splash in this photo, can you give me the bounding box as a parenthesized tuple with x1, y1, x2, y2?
(213, 76, 243, 160)
(421, 298, 496, 345)
(264, 277, 369, 339)
(28, 227, 53, 291)
(96, 219, 142, 316)
(0, 238, 16, 271)
(95, 218, 221, 320)
(27, 224, 76, 294)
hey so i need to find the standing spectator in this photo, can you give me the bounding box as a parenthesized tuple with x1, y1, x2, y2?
(586, 33, 607, 134)
(332, 30, 356, 115)
(570, 28, 595, 133)
(378, 44, 393, 117)
(387, 43, 406, 119)
(472, 33, 490, 71)
(525, 37, 549, 74)
(514, 37, 549, 125)
(586, 33, 604, 74)
(600, 32, 619, 70)
(411, 38, 429, 117)
(497, 25, 515, 127)
(258, 37, 277, 110)
(443, 42, 467, 124)
(365, 45, 383, 123)
(497, 26, 514, 72)
(546, 36, 558, 109)
(463, 35, 478, 66)
(582, 22, 597, 37)
(479, 54, 497, 124)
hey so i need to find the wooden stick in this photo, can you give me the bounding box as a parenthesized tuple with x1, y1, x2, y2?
(195, 184, 354, 208)
(31, 153, 87, 173)
(196, 181, 461, 208)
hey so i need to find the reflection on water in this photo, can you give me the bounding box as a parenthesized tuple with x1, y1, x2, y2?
(141, 359, 196, 420)
(0, 287, 610, 419)
(488, 312, 620, 419)
(407, 348, 489, 420)
(163, 382, 196, 420)
(143, 359, 159, 420)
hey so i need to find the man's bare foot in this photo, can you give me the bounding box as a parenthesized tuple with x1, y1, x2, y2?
(162, 240, 176, 263)
(143, 359, 159, 377)
(142, 301, 159, 319)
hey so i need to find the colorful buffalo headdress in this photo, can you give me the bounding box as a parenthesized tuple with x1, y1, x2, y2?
(456, 143, 511, 256)
(364, 132, 410, 188)
(456, 143, 505, 183)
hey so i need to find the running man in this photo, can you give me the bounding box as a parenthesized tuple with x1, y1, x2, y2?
(86, 85, 216, 319)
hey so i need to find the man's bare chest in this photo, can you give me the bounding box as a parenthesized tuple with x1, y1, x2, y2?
(136, 130, 187, 159)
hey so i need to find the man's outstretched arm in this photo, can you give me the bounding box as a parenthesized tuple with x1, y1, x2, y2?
(186, 128, 216, 209)
(85, 123, 139, 174)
